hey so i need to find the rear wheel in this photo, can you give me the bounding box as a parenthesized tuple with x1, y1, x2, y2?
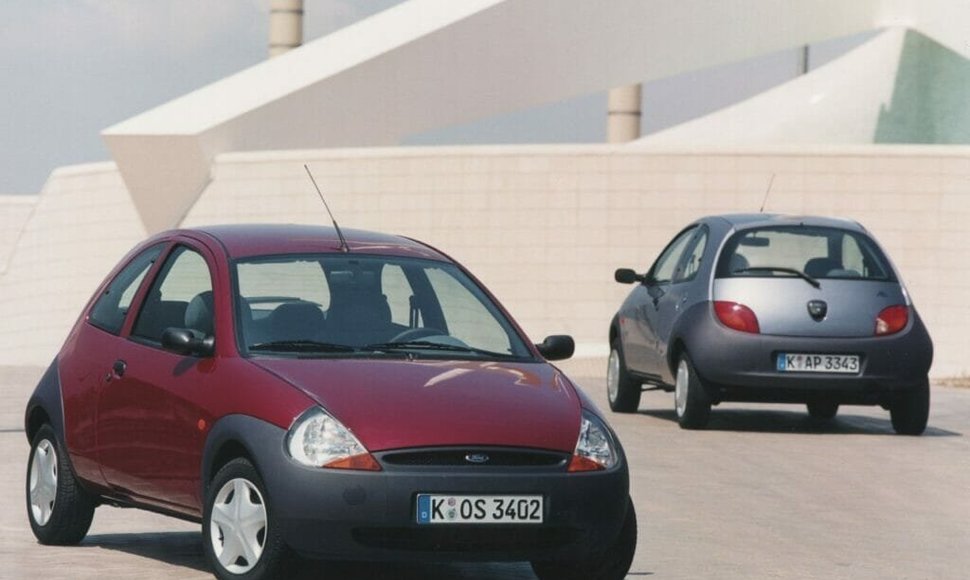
(674, 353, 711, 429)
(607, 340, 641, 413)
(26, 424, 96, 545)
(806, 401, 839, 420)
(890, 378, 930, 436)
(531, 497, 637, 580)
(203, 458, 294, 580)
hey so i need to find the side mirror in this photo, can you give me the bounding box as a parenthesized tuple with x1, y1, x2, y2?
(614, 268, 645, 285)
(161, 327, 215, 357)
(535, 335, 575, 361)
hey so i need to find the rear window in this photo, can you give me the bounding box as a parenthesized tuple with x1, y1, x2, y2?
(715, 226, 895, 282)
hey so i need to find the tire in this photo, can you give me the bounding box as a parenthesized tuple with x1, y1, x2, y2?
(26, 424, 96, 545)
(203, 458, 295, 580)
(890, 378, 930, 436)
(531, 497, 637, 580)
(607, 340, 641, 413)
(674, 353, 711, 429)
(806, 401, 839, 420)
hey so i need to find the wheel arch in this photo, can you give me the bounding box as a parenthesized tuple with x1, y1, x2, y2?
(200, 414, 288, 498)
(24, 359, 65, 445)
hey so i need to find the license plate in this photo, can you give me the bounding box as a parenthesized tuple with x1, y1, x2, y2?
(416, 494, 543, 525)
(777, 353, 859, 374)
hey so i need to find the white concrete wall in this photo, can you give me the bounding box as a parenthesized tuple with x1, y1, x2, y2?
(0, 163, 145, 364)
(182, 145, 970, 377)
(0, 195, 37, 274)
(2, 146, 968, 379)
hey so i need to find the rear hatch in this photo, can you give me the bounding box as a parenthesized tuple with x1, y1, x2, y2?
(713, 278, 906, 337)
(713, 221, 907, 338)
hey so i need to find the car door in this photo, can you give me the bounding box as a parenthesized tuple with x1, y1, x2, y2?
(58, 242, 167, 488)
(650, 226, 709, 379)
(95, 241, 219, 513)
(625, 226, 698, 377)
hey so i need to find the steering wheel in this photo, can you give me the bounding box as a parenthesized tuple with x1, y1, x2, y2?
(388, 327, 447, 342)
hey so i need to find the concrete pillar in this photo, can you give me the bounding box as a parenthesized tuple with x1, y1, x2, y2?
(270, 0, 304, 58)
(607, 84, 642, 143)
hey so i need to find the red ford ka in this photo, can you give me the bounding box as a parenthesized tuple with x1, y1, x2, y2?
(24, 224, 636, 580)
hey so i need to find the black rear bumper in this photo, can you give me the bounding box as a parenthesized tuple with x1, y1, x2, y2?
(681, 310, 933, 405)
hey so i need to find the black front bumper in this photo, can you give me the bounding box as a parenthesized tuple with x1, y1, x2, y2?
(682, 310, 933, 405)
(228, 419, 630, 562)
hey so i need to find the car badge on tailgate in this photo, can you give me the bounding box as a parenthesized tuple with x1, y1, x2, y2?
(807, 300, 827, 321)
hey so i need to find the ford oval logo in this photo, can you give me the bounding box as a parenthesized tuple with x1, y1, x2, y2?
(807, 300, 827, 321)
(465, 453, 490, 464)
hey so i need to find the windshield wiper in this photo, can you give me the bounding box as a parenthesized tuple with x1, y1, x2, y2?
(249, 340, 356, 353)
(363, 340, 514, 358)
(735, 266, 821, 289)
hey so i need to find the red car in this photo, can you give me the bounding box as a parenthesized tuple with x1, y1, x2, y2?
(24, 224, 636, 580)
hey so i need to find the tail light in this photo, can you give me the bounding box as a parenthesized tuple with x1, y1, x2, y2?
(714, 301, 760, 334)
(875, 305, 908, 336)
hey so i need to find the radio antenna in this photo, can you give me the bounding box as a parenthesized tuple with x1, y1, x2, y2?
(759, 173, 776, 213)
(304, 163, 349, 253)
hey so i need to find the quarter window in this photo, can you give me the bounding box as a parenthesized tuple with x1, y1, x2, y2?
(88, 244, 164, 335)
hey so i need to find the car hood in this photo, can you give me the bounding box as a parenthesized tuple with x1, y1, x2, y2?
(251, 358, 583, 453)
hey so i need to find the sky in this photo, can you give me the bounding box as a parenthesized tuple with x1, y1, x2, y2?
(0, 0, 866, 195)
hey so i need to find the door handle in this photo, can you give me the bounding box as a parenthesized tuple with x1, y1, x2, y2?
(112, 359, 127, 378)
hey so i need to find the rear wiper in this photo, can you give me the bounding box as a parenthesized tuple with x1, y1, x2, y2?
(363, 340, 514, 358)
(249, 340, 356, 353)
(735, 266, 821, 289)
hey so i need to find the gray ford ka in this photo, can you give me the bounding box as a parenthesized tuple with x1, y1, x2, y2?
(608, 214, 933, 434)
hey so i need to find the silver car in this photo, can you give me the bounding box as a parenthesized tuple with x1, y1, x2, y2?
(608, 214, 933, 434)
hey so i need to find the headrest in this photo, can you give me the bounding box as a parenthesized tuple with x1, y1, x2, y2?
(185, 291, 215, 336)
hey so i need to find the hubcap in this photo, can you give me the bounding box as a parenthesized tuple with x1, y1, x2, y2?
(607, 349, 621, 402)
(675, 359, 689, 417)
(29, 439, 58, 526)
(209, 478, 268, 574)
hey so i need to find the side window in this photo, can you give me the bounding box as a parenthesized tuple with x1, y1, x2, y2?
(88, 244, 164, 335)
(132, 246, 214, 343)
(676, 229, 709, 283)
(650, 227, 697, 285)
(381, 264, 415, 326)
(424, 267, 513, 354)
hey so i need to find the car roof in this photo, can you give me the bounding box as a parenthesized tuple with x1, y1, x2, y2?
(175, 223, 449, 261)
(708, 213, 867, 233)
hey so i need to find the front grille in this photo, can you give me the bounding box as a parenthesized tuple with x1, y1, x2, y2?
(379, 448, 568, 468)
(352, 526, 578, 552)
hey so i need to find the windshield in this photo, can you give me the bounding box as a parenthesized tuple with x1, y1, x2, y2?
(232, 254, 532, 359)
(715, 226, 896, 282)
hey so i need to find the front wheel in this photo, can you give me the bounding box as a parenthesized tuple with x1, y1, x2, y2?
(607, 340, 641, 413)
(674, 353, 711, 429)
(890, 379, 930, 436)
(203, 458, 294, 580)
(531, 497, 637, 580)
(26, 424, 96, 545)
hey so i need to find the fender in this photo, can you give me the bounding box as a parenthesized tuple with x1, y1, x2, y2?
(666, 301, 715, 384)
(24, 359, 64, 445)
(200, 414, 288, 500)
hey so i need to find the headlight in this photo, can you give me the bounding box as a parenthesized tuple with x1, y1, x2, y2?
(286, 407, 380, 471)
(568, 410, 618, 472)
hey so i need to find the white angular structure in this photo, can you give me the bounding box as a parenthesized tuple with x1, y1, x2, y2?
(2, 0, 970, 377)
